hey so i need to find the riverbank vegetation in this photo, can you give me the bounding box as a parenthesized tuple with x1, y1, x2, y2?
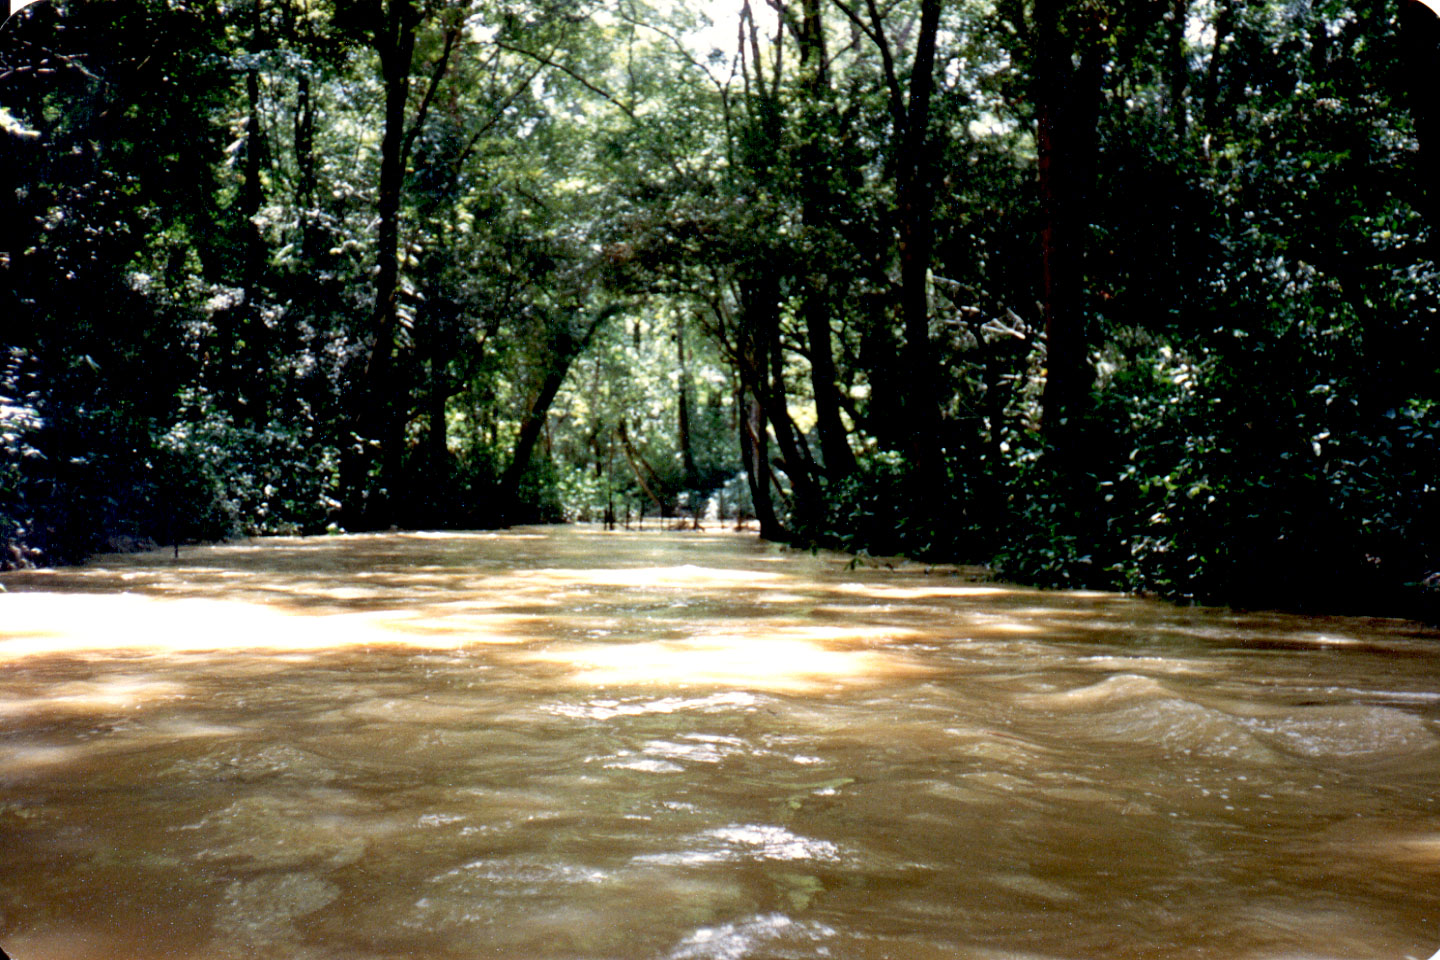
(3, 0, 1438, 616)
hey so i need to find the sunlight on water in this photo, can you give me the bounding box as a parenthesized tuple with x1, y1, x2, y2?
(527, 623, 924, 692)
(530, 633, 878, 691)
(504, 564, 790, 589)
(0, 593, 394, 655)
(0, 590, 552, 657)
(1, 525, 1440, 960)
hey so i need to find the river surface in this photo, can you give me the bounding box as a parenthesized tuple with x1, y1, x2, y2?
(2, 526, 1440, 960)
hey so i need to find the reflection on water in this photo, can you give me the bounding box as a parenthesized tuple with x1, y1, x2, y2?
(2, 526, 1440, 959)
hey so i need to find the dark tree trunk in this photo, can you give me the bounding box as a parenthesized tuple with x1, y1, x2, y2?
(894, 0, 945, 479)
(426, 371, 447, 484)
(799, 0, 828, 86)
(422, 305, 452, 525)
(727, 273, 785, 540)
(294, 72, 319, 262)
(802, 288, 856, 479)
(231, 0, 270, 428)
(498, 305, 621, 519)
(370, 7, 416, 506)
(676, 314, 699, 487)
(1400, 0, 1440, 261)
(740, 388, 782, 540)
(796, 0, 855, 481)
(831, 0, 946, 479)
(737, 268, 821, 533)
(243, 72, 266, 289)
(763, 304, 823, 532)
(499, 360, 569, 519)
(239, 69, 269, 427)
(1034, 0, 1103, 460)
(618, 420, 668, 513)
(341, 0, 418, 529)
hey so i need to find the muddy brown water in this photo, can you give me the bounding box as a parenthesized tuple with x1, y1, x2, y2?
(1, 526, 1439, 960)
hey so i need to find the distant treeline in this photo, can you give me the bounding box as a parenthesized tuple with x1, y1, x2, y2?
(2, 0, 1438, 617)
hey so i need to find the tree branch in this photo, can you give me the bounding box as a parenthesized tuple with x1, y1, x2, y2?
(401, 25, 460, 171)
(451, 54, 549, 173)
(493, 39, 638, 120)
(610, 5, 733, 96)
(829, 0, 905, 137)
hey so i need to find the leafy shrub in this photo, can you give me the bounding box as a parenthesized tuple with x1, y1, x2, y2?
(822, 450, 979, 561)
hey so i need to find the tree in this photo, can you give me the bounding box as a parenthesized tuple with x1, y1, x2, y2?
(333, 0, 460, 527)
(1399, 0, 1440, 256)
(1030, 0, 1104, 458)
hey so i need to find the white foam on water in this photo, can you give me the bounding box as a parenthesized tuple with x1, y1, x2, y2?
(668, 912, 836, 960)
(637, 824, 842, 866)
(1239, 706, 1439, 759)
(547, 691, 761, 719)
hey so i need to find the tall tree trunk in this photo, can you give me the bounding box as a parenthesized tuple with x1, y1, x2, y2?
(425, 366, 447, 496)
(798, 0, 828, 86)
(796, 0, 855, 481)
(294, 72, 319, 262)
(894, 0, 945, 480)
(617, 421, 666, 512)
(739, 387, 782, 540)
(1400, 0, 1440, 262)
(676, 313, 699, 488)
(370, 4, 416, 511)
(423, 302, 451, 526)
(1034, 0, 1103, 460)
(498, 305, 621, 519)
(499, 359, 569, 520)
(234, 0, 269, 427)
(729, 277, 785, 540)
(341, 0, 418, 529)
(763, 302, 823, 532)
(831, 0, 946, 472)
(801, 283, 855, 478)
(243, 68, 266, 290)
(738, 268, 821, 533)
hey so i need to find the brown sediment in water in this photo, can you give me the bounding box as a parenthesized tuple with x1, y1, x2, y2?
(1, 525, 1439, 959)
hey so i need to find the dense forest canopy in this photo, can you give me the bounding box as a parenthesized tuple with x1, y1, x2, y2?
(2, 0, 1438, 616)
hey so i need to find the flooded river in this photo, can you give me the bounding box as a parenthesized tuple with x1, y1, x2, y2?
(2, 526, 1439, 960)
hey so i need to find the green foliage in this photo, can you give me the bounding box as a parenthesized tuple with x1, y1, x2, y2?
(820, 449, 979, 562)
(510, 456, 567, 525)
(2, 0, 1436, 622)
(0, 349, 42, 564)
(826, 451, 926, 557)
(155, 396, 341, 539)
(995, 329, 1440, 615)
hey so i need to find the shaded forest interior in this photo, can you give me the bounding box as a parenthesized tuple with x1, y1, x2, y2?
(2, 0, 1439, 617)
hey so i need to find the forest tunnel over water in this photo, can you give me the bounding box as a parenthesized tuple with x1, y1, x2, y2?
(2, 525, 1440, 960)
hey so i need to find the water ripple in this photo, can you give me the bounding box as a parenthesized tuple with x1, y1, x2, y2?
(638, 824, 842, 866)
(668, 912, 836, 960)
